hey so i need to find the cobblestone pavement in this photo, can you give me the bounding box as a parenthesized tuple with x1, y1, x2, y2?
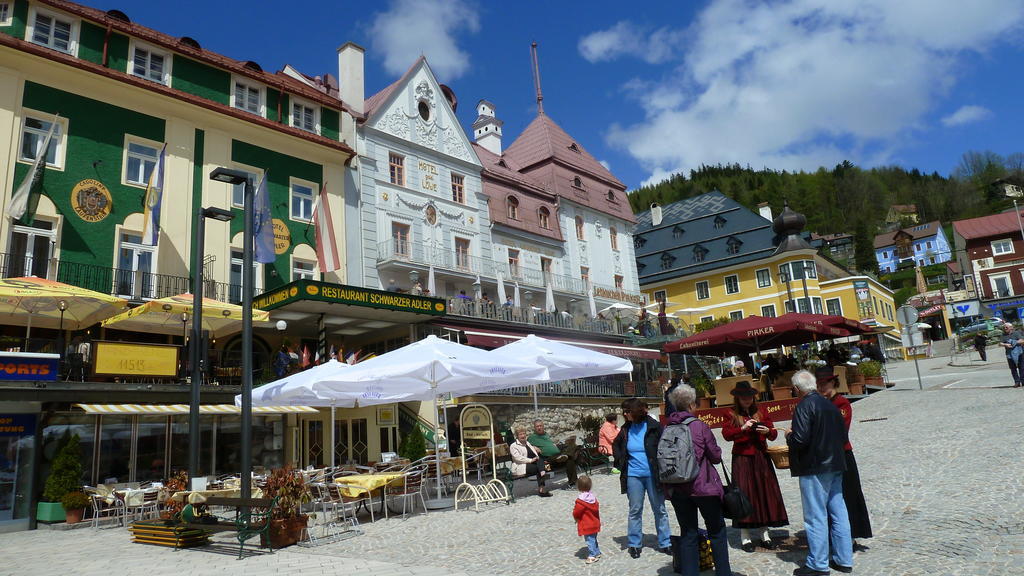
(4, 364, 1024, 575)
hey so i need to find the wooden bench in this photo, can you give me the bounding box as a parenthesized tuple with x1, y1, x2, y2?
(181, 496, 278, 559)
(129, 520, 211, 549)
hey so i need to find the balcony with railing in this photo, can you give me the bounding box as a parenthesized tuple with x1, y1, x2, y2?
(376, 239, 641, 300)
(445, 298, 628, 335)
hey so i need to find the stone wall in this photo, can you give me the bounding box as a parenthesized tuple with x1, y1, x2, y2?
(487, 404, 624, 443)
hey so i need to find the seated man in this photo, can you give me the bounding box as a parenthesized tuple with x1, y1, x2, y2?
(527, 419, 577, 487)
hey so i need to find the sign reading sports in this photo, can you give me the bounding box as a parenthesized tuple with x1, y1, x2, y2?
(254, 280, 447, 315)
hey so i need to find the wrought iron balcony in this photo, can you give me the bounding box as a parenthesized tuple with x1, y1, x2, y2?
(445, 298, 628, 335)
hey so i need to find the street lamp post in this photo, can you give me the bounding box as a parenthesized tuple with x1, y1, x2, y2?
(209, 167, 254, 498)
(189, 205, 233, 486)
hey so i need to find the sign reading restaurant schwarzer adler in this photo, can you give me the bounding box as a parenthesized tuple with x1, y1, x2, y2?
(254, 280, 447, 315)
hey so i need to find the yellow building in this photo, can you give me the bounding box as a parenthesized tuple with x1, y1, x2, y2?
(633, 193, 899, 347)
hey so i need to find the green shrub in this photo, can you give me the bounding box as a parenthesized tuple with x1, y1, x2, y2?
(43, 434, 82, 503)
(61, 490, 90, 511)
(398, 429, 427, 461)
(859, 360, 882, 378)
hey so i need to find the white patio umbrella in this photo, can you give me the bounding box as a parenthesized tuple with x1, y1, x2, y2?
(496, 271, 508, 304)
(427, 265, 436, 296)
(513, 282, 521, 308)
(494, 334, 634, 411)
(587, 285, 598, 318)
(308, 335, 549, 505)
(544, 282, 556, 313)
(599, 302, 642, 315)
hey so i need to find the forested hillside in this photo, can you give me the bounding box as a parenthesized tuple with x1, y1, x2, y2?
(627, 151, 1024, 273)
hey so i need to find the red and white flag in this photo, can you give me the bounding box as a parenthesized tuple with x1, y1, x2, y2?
(312, 182, 340, 273)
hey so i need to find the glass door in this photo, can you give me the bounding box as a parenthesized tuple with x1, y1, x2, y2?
(116, 234, 154, 298)
(6, 221, 54, 278)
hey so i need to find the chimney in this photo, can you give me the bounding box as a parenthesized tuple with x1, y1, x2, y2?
(650, 203, 662, 226)
(338, 42, 364, 115)
(472, 99, 503, 155)
(757, 202, 772, 221)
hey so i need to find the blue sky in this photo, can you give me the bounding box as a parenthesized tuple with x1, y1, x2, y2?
(116, 0, 1024, 189)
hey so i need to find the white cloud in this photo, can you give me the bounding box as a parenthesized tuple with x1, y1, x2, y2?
(599, 159, 612, 171)
(369, 0, 479, 80)
(600, 0, 1024, 180)
(579, 21, 682, 64)
(941, 105, 992, 127)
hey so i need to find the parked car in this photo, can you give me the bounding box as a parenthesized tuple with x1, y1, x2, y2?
(959, 318, 1002, 336)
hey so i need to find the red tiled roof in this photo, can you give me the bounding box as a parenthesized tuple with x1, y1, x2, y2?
(505, 115, 623, 187)
(473, 144, 562, 242)
(953, 211, 1024, 240)
(874, 220, 941, 248)
(946, 260, 961, 275)
(364, 57, 425, 118)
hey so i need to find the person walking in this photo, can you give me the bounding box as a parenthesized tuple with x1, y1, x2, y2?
(721, 381, 788, 552)
(974, 332, 988, 362)
(598, 413, 620, 474)
(1000, 322, 1024, 386)
(786, 370, 852, 575)
(816, 369, 872, 550)
(612, 397, 672, 558)
(572, 475, 602, 564)
(663, 384, 733, 576)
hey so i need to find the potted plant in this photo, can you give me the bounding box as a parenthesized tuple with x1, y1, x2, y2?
(39, 434, 83, 523)
(162, 470, 188, 521)
(576, 414, 602, 444)
(859, 360, 883, 390)
(771, 377, 794, 400)
(691, 374, 714, 410)
(61, 491, 91, 524)
(398, 429, 427, 462)
(261, 465, 311, 549)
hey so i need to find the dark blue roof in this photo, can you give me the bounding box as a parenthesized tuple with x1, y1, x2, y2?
(632, 191, 778, 285)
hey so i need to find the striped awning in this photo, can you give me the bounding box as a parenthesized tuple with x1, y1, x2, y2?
(74, 404, 319, 415)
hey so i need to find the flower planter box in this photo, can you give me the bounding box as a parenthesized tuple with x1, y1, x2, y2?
(36, 502, 66, 523)
(262, 515, 307, 549)
(771, 386, 793, 400)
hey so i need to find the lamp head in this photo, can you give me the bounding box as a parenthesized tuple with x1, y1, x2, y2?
(58, 300, 67, 312)
(276, 320, 288, 331)
(209, 167, 248, 185)
(202, 206, 234, 222)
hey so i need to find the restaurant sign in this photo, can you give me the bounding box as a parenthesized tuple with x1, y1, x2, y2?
(592, 286, 643, 305)
(254, 280, 447, 315)
(94, 342, 179, 378)
(664, 397, 801, 429)
(0, 353, 59, 381)
(0, 414, 35, 437)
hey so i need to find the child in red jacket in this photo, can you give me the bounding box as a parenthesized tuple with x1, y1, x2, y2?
(572, 475, 602, 564)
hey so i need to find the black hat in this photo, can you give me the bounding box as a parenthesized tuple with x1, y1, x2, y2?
(730, 381, 758, 397)
(815, 366, 838, 384)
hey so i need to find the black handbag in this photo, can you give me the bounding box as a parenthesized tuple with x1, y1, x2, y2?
(719, 463, 754, 519)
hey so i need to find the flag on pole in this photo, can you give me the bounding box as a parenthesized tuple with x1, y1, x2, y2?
(141, 143, 167, 246)
(301, 345, 311, 368)
(329, 344, 336, 360)
(252, 173, 275, 264)
(7, 114, 60, 222)
(312, 182, 341, 273)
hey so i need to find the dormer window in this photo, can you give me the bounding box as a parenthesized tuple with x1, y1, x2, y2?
(606, 190, 615, 201)
(637, 261, 646, 272)
(28, 7, 77, 55)
(672, 225, 684, 239)
(693, 245, 708, 263)
(572, 176, 583, 188)
(568, 143, 580, 153)
(506, 196, 519, 220)
(634, 236, 646, 249)
(497, 159, 509, 168)
(660, 252, 675, 270)
(726, 236, 742, 255)
(714, 215, 726, 229)
(129, 41, 171, 85)
(538, 207, 551, 229)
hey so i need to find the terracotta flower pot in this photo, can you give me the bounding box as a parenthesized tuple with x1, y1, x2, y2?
(64, 508, 86, 524)
(848, 382, 865, 395)
(864, 376, 883, 388)
(771, 386, 793, 400)
(697, 397, 712, 410)
(263, 515, 307, 549)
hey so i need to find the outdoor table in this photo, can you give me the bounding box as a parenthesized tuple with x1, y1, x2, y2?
(335, 472, 404, 516)
(116, 487, 167, 506)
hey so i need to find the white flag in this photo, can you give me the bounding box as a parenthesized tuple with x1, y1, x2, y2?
(7, 115, 59, 220)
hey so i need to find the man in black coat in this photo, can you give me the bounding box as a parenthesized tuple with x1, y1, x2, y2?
(786, 370, 853, 576)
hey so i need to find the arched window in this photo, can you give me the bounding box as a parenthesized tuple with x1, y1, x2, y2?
(673, 225, 684, 239)
(538, 207, 550, 229)
(573, 176, 583, 188)
(575, 216, 585, 240)
(610, 226, 618, 250)
(506, 196, 519, 220)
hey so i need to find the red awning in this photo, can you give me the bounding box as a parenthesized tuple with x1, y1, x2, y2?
(780, 312, 874, 334)
(662, 314, 852, 355)
(439, 326, 662, 360)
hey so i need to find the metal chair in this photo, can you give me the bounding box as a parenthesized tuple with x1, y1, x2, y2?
(331, 482, 374, 523)
(386, 466, 428, 519)
(87, 490, 125, 528)
(125, 488, 160, 522)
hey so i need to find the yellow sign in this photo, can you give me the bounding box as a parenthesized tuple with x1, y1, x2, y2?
(418, 160, 438, 192)
(93, 341, 179, 378)
(272, 218, 291, 255)
(70, 179, 112, 222)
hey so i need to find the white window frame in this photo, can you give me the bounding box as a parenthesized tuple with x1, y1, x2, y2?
(990, 273, 1012, 298)
(826, 297, 843, 316)
(121, 135, 163, 188)
(291, 257, 316, 282)
(6, 219, 56, 277)
(289, 177, 317, 223)
(128, 39, 172, 86)
(760, 304, 776, 318)
(653, 289, 667, 303)
(699, 315, 713, 324)
(26, 5, 78, 55)
(231, 76, 265, 116)
(992, 238, 1014, 256)
(229, 164, 262, 208)
(729, 310, 743, 321)
(724, 274, 740, 295)
(813, 297, 823, 314)
(695, 280, 710, 300)
(290, 97, 320, 134)
(755, 268, 772, 288)
(17, 111, 68, 170)
(115, 230, 157, 299)
(229, 247, 262, 304)
(0, 3, 13, 27)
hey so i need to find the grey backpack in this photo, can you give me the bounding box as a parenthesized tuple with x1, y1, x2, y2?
(657, 417, 700, 483)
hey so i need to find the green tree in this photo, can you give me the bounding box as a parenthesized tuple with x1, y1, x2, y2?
(43, 434, 82, 503)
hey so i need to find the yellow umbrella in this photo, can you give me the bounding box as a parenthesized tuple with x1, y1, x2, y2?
(0, 277, 128, 344)
(101, 293, 270, 338)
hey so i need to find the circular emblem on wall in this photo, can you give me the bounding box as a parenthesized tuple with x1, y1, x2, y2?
(425, 205, 437, 226)
(70, 179, 112, 222)
(306, 285, 319, 296)
(271, 218, 291, 255)
(468, 216, 474, 224)
(289, 287, 299, 297)
(382, 192, 389, 201)
(434, 302, 445, 312)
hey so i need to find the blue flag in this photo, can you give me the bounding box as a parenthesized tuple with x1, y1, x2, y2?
(252, 173, 275, 264)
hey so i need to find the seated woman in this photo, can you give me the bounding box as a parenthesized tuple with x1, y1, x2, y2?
(509, 427, 551, 497)
(721, 381, 788, 552)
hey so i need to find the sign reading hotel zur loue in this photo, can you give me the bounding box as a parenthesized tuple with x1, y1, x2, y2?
(254, 280, 447, 315)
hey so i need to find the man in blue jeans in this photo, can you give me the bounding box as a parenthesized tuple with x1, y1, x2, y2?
(786, 370, 853, 575)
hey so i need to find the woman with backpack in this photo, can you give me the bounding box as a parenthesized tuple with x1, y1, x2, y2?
(721, 381, 788, 552)
(662, 385, 733, 576)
